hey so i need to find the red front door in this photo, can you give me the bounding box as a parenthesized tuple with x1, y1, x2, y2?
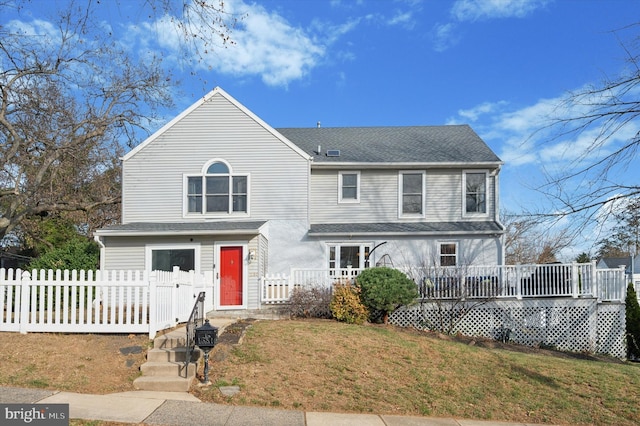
(220, 246, 243, 306)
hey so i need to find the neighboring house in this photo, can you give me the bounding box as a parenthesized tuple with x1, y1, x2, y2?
(94, 87, 505, 311)
(598, 256, 640, 284)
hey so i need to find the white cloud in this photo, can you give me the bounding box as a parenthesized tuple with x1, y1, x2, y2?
(389, 11, 416, 29)
(212, 2, 326, 87)
(432, 22, 460, 52)
(453, 83, 640, 175)
(433, 0, 551, 51)
(128, 0, 330, 87)
(451, 0, 551, 22)
(456, 101, 509, 122)
(125, 0, 423, 87)
(5, 18, 57, 38)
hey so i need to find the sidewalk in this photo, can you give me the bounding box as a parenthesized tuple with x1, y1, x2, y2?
(0, 386, 548, 426)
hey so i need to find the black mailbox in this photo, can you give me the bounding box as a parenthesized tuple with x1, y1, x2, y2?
(195, 319, 218, 352)
(194, 319, 218, 385)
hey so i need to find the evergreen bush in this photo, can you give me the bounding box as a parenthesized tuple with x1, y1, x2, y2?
(27, 238, 99, 271)
(625, 282, 640, 359)
(355, 267, 419, 323)
(330, 282, 369, 325)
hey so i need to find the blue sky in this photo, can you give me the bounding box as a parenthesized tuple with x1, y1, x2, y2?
(4, 0, 640, 258)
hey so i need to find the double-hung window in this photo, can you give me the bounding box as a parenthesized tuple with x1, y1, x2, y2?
(186, 160, 248, 215)
(338, 171, 360, 203)
(399, 171, 425, 217)
(464, 171, 487, 215)
(439, 242, 457, 267)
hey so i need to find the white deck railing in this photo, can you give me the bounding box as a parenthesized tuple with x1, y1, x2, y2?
(0, 267, 212, 338)
(260, 262, 628, 304)
(261, 267, 363, 304)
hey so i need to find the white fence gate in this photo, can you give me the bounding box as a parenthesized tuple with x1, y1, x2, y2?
(0, 267, 213, 339)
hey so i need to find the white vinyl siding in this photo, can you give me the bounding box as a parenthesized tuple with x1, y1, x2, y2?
(311, 169, 397, 223)
(310, 169, 495, 224)
(425, 171, 460, 222)
(100, 236, 214, 272)
(122, 93, 308, 223)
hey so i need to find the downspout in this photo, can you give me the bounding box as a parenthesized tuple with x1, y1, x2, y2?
(94, 235, 106, 270)
(493, 166, 505, 266)
(307, 157, 312, 227)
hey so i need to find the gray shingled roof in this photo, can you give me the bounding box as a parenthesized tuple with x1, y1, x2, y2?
(95, 221, 267, 236)
(309, 221, 504, 236)
(276, 125, 502, 164)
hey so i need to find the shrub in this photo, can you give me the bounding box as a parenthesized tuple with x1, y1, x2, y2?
(355, 267, 419, 323)
(284, 285, 333, 319)
(330, 282, 369, 325)
(626, 283, 640, 359)
(27, 238, 99, 271)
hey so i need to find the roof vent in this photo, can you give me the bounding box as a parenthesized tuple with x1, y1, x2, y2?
(326, 149, 340, 157)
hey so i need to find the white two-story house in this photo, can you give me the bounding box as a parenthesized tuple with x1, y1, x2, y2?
(94, 87, 504, 311)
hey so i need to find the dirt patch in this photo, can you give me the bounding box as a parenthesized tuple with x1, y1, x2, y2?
(0, 332, 151, 394)
(206, 319, 256, 365)
(215, 318, 255, 346)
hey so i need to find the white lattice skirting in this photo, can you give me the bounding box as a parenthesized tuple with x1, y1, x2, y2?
(389, 298, 626, 359)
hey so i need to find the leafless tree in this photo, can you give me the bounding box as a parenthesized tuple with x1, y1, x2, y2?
(0, 0, 237, 243)
(534, 24, 640, 227)
(502, 211, 572, 264)
(0, 2, 174, 241)
(394, 248, 500, 335)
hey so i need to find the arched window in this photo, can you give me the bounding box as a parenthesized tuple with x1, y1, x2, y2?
(186, 160, 248, 215)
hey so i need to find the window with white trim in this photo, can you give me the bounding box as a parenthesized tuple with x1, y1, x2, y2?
(399, 171, 425, 217)
(338, 171, 360, 203)
(186, 160, 248, 215)
(464, 171, 487, 215)
(146, 244, 200, 272)
(328, 243, 372, 274)
(439, 242, 457, 267)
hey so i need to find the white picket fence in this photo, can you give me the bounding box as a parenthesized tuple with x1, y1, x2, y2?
(0, 267, 213, 338)
(260, 262, 628, 304)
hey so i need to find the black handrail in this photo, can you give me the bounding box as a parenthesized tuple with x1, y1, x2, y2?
(185, 292, 206, 373)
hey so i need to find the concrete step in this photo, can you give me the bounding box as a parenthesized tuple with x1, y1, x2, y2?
(136, 327, 202, 393)
(140, 361, 197, 378)
(153, 330, 188, 350)
(133, 375, 195, 392)
(146, 347, 202, 363)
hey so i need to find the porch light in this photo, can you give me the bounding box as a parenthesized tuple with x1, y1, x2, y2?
(195, 319, 218, 385)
